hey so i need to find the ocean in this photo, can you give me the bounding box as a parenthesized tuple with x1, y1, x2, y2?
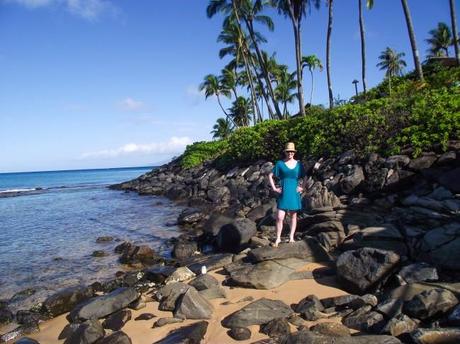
(0, 167, 184, 309)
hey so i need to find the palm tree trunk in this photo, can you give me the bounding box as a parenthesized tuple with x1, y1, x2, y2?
(309, 69, 314, 105)
(388, 76, 392, 96)
(400, 0, 424, 81)
(358, 0, 367, 94)
(293, 21, 306, 116)
(247, 50, 274, 120)
(450, 0, 460, 65)
(286, 0, 306, 116)
(326, 0, 334, 109)
(246, 19, 283, 119)
(216, 95, 237, 127)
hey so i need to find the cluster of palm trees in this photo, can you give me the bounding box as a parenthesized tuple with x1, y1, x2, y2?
(203, 0, 460, 140)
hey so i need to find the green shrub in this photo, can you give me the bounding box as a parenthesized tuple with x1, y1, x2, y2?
(181, 140, 228, 168)
(180, 67, 459, 168)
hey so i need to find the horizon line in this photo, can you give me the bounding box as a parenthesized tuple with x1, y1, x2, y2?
(0, 165, 158, 175)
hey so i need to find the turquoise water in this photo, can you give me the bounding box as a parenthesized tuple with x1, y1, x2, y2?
(0, 167, 183, 309)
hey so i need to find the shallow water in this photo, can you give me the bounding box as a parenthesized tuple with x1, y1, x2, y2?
(0, 167, 184, 308)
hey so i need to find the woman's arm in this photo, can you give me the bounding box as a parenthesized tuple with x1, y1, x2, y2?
(268, 172, 282, 193)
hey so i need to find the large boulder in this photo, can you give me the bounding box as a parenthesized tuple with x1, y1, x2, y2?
(216, 217, 257, 252)
(172, 240, 198, 260)
(403, 288, 458, 320)
(42, 285, 94, 317)
(69, 287, 139, 321)
(115, 242, 158, 265)
(63, 319, 105, 344)
(340, 165, 365, 194)
(158, 282, 191, 311)
(410, 328, 460, 344)
(97, 331, 132, 344)
(336, 248, 400, 294)
(248, 238, 330, 263)
(418, 223, 460, 270)
(173, 287, 214, 320)
(438, 167, 460, 193)
(186, 253, 234, 274)
(222, 298, 293, 328)
(228, 260, 303, 290)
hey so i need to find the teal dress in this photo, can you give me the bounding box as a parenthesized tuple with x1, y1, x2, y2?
(272, 160, 305, 211)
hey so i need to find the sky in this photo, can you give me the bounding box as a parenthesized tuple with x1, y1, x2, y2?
(0, 0, 455, 172)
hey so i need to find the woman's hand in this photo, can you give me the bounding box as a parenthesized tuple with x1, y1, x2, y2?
(273, 187, 282, 194)
(296, 186, 304, 193)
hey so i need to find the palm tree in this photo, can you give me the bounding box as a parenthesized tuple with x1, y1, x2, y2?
(220, 67, 239, 99)
(352, 79, 359, 96)
(274, 66, 297, 118)
(301, 55, 323, 105)
(400, 0, 424, 81)
(326, 0, 334, 108)
(211, 118, 233, 139)
(216, 19, 263, 122)
(377, 47, 406, 95)
(275, 0, 321, 116)
(200, 74, 233, 122)
(229, 96, 252, 126)
(449, 0, 460, 64)
(426, 22, 453, 57)
(238, 0, 283, 119)
(358, 0, 373, 94)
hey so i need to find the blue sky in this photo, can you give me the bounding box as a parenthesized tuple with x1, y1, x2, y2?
(0, 0, 455, 172)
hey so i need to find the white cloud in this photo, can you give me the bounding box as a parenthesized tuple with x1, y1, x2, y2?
(185, 84, 205, 106)
(119, 97, 144, 112)
(80, 136, 193, 159)
(5, 0, 117, 20)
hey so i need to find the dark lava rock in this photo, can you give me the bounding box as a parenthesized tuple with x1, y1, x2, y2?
(92, 250, 108, 257)
(375, 299, 403, 319)
(260, 318, 291, 338)
(134, 313, 156, 321)
(97, 331, 132, 344)
(381, 314, 418, 337)
(143, 265, 176, 284)
(63, 319, 105, 344)
(158, 282, 190, 311)
(310, 322, 351, 337)
(203, 213, 233, 236)
(410, 327, 460, 344)
(342, 305, 385, 332)
(403, 288, 458, 320)
(96, 236, 114, 243)
(336, 248, 400, 294)
(284, 330, 402, 343)
(446, 304, 460, 326)
(186, 253, 234, 274)
(69, 287, 139, 321)
(15, 310, 41, 327)
(153, 317, 184, 327)
(42, 285, 94, 317)
(222, 298, 293, 328)
(172, 240, 198, 260)
(189, 274, 220, 291)
(116, 242, 158, 265)
(14, 338, 40, 344)
(173, 287, 214, 320)
(153, 321, 208, 344)
(58, 323, 80, 340)
(248, 238, 330, 263)
(0, 303, 14, 325)
(216, 217, 257, 252)
(294, 295, 325, 321)
(438, 167, 460, 193)
(228, 327, 251, 341)
(397, 263, 438, 283)
(102, 309, 132, 331)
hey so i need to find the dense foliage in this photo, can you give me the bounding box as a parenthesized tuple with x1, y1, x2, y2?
(181, 67, 460, 168)
(181, 140, 229, 168)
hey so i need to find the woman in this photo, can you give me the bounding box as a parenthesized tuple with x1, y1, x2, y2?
(268, 142, 306, 247)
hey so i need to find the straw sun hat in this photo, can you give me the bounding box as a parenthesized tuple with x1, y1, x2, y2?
(284, 142, 296, 152)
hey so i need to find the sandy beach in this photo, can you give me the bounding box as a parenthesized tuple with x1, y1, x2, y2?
(25, 262, 348, 343)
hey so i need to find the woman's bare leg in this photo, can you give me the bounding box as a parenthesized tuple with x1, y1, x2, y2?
(289, 211, 297, 242)
(275, 209, 286, 247)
